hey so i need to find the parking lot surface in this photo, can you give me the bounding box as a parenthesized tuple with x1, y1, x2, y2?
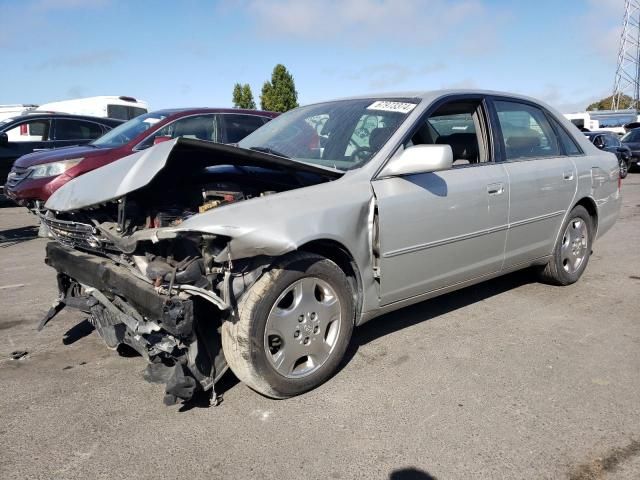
(0, 177, 639, 480)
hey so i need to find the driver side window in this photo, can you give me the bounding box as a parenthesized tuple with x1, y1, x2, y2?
(405, 100, 487, 166)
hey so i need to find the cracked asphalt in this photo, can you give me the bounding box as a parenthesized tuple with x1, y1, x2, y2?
(0, 176, 639, 480)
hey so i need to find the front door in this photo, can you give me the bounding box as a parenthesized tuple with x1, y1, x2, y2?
(0, 118, 53, 182)
(372, 98, 509, 306)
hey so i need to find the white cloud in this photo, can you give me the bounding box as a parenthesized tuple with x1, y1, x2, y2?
(30, 0, 109, 12)
(242, 0, 505, 51)
(33, 49, 122, 70)
(582, 0, 624, 62)
(344, 62, 446, 89)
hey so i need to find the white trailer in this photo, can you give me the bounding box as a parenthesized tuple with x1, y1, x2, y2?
(0, 104, 38, 122)
(36, 96, 149, 120)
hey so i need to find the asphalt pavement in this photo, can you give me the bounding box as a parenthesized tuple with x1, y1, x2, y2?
(0, 176, 639, 480)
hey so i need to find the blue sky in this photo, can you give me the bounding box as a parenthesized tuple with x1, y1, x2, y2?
(0, 0, 625, 113)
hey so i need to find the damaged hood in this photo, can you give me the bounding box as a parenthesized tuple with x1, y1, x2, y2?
(44, 137, 342, 212)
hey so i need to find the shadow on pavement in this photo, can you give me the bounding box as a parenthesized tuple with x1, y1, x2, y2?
(341, 269, 536, 369)
(389, 467, 437, 479)
(62, 319, 95, 345)
(0, 225, 39, 248)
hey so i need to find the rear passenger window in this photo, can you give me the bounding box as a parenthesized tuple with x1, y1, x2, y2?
(550, 117, 582, 155)
(494, 100, 560, 160)
(55, 119, 103, 140)
(223, 114, 268, 143)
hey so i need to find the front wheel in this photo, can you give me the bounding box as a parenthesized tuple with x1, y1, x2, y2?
(538, 205, 593, 286)
(222, 252, 354, 398)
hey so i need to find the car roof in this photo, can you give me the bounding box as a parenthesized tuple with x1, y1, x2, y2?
(147, 108, 279, 119)
(305, 89, 570, 116)
(1, 112, 124, 125)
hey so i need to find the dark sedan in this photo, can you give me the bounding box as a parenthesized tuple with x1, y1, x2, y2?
(584, 131, 632, 178)
(0, 113, 123, 193)
(621, 127, 640, 173)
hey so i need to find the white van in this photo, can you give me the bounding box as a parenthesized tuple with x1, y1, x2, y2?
(36, 96, 149, 120)
(0, 104, 38, 122)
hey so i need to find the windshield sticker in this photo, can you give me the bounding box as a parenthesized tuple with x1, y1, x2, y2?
(367, 101, 417, 114)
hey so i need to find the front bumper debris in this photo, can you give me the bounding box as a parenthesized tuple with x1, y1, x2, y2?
(43, 241, 226, 406)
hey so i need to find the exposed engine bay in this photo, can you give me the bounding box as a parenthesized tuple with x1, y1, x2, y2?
(39, 139, 341, 405)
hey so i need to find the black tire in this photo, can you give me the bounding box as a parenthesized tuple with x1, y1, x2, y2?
(538, 205, 593, 286)
(221, 252, 355, 399)
(619, 158, 629, 179)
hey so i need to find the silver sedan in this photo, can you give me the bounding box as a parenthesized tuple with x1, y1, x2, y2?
(40, 90, 621, 404)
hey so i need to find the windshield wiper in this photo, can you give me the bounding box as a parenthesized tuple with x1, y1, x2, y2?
(248, 146, 290, 159)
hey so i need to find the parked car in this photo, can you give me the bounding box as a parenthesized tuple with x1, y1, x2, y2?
(0, 113, 123, 196)
(38, 90, 620, 405)
(584, 131, 632, 178)
(5, 108, 278, 210)
(36, 95, 149, 120)
(621, 127, 640, 172)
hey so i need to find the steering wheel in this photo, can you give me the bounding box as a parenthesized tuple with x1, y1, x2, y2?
(351, 146, 373, 163)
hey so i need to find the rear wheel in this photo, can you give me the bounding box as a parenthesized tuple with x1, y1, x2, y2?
(539, 205, 593, 286)
(619, 157, 629, 179)
(221, 252, 354, 398)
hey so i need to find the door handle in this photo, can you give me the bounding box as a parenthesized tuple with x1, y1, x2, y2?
(487, 182, 504, 195)
(563, 171, 574, 181)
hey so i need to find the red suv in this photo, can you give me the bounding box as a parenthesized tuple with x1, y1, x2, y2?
(5, 108, 278, 209)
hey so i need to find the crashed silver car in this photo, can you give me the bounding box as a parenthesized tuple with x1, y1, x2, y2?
(40, 91, 621, 404)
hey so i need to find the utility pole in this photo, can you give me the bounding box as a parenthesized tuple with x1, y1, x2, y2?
(613, 0, 640, 110)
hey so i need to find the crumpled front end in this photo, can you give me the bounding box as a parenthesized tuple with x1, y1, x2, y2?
(43, 238, 240, 405)
(36, 138, 360, 405)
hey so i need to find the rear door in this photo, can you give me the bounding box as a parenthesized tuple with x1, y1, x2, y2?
(372, 96, 509, 305)
(52, 118, 106, 148)
(489, 98, 578, 267)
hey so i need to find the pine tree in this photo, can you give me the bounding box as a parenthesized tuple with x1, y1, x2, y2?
(232, 83, 243, 108)
(260, 64, 299, 112)
(241, 84, 256, 109)
(232, 83, 257, 109)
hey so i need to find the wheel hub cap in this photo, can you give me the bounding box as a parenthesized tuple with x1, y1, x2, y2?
(264, 277, 342, 378)
(561, 217, 588, 274)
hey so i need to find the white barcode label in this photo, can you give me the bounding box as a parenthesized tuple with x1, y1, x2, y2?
(367, 101, 417, 114)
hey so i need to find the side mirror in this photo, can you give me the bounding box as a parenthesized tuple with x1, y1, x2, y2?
(153, 135, 172, 145)
(0, 132, 8, 146)
(379, 144, 453, 177)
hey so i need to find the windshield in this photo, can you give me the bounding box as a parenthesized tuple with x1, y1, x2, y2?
(91, 112, 168, 148)
(237, 98, 419, 170)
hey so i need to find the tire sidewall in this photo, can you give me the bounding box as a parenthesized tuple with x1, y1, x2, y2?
(243, 255, 354, 397)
